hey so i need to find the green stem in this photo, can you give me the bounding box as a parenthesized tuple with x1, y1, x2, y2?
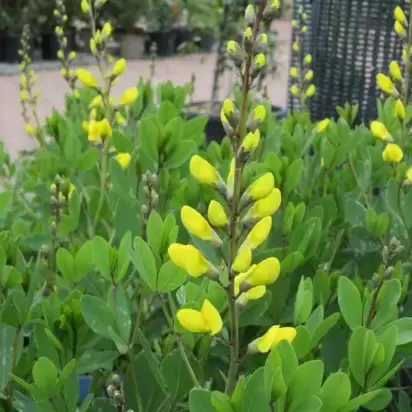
(127, 350, 143, 412)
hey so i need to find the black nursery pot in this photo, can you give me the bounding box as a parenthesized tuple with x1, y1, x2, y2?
(146, 30, 177, 57)
(174, 27, 190, 52)
(182, 102, 287, 142)
(0, 32, 21, 63)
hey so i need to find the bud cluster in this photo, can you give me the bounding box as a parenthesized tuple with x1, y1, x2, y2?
(141, 171, 159, 220)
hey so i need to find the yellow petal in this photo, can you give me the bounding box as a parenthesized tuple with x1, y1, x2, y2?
(222, 98, 236, 117)
(242, 130, 261, 152)
(190, 155, 220, 185)
(177, 309, 210, 333)
(185, 245, 209, 277)
(270, 327, 297, 350)
(406, 166, 412, 183)
(389, 61, 402, 81)
(121, 87, 138, 106)
(181, 206, 213, 241)
(112, 58, 127, 77)
(382, 143, 403, 163)
(395, 99, 405, 120)
(115, 153, 131, 169)
(208, 200, 228, 227)
(394, 6, 407, 25)
(76, 69, 97, 88)
(254, 325, 280, 353)
(306, 84, 316, 97)
(245, 257, 280, 286)
(246, 217, 272, 249)
(247, 173, 275, 200)
(252, 188, 282, 218)
(232, 247, 252, 273)
(246, 285, 266, 300)
(168, 243, 187, 269)
(316, 119, 330, 133)
(370, 121, 390, 140)
(201, 299, 223, 335)
(377, 73, 397, 95)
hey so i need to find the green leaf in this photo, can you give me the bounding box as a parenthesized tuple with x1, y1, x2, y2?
(239, 292, 271, 326)
(344, 199, 367, 227)
(284, 159, 303, 197)
(79, 147, 99, 172)
(78, 350, 119, 374)
(80, 295, 117, 339)
(32, 358, 58, 392)
(116, 232, 131, 283)
(0, 191, 12, 219)
(160, 348, 202, 399)
(146, 211, 164, 253)
(292, 326, 312, 359)
(289, 218, 322, 260)
(0, 324, 15, 389)
(189, 388, 215, 412)
(362, 388, 392, 411)
(75, 240, 94, 280)
(289, 396, 322, 412)
(244, 367, 271, 412)
(56, 248, 76, 282)
(130, 237, 157, 291)
(280, 251, 304, 274)
(310, 313, 340, 348)
(92, 236, 112, 281)
(386, 317, 412, 345)
(63, 133, 81, 169)
(157, 261, 187, 293)
(139, 116, 159, 163)
(165, 140, 196, 169)
(108, 284, 131, 343)
(339, 389, 385, 412)
(319, 372, 351, 412)
(211, 391, 234, 412)
(338, 277, 363, 331)
(287, 360, 324, 409)
(294, 277, 313, 325)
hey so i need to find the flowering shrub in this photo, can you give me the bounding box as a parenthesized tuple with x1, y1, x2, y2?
(1, 0, 412, 411)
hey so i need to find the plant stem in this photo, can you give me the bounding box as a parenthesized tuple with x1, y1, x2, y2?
(127, 350, 143, 412)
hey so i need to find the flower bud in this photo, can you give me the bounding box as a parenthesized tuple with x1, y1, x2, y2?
(81, 0, 89, 13)
(389, 60, 402, 81)
(292, 42, 299, 52)
(120, 87, 138, 105)
(115, 153, 131, 169)
(112, 58, 127, 77)
(289, 67, 298, 78)
(376, 73, 398, 97)
(227, 40, 244, 67)
(304, 69, 314, 82)
(394, 6, 407, 26)
(395, 20, 407, 38)
(405, 167, 412, 184)
(306, 84, 316, 97)
(102, 22, 113, 37)
(395, 99, 405, 120)
(255, 33, 268, 53)
(382, 143, 403, 163)
(370, 120, 391, 140)
(207, 200, 228, 227)
(245, 5, 256, 27)
(304, 54, 312, 65)
(316, 118, 330, 133)
(241, 130, 260, 152)
(76, 68, 98, 88)
(247, 105, 266, 132)
(290, 85, 299, 96)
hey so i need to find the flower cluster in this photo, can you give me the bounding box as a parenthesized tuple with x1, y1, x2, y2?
(370, 5, 411, 175)
(170, 1, 296, 357)
(289, 6, 315, 106)
(54, 0, 78, 92)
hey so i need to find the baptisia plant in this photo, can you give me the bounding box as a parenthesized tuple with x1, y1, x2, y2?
(168, 0, 296, 395)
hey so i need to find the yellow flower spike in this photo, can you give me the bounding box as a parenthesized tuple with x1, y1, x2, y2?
(120, 87, 138, 106)
(190, 155, 221, 185)
(168, 243, 209, 277)
(208, 200, 228, 227)
(304, 70, 314, 81)
(115, 111, 127, 125)
(406, 167, 412, 183)
(389, 61, 402, 81)
(395, 20, 407, 37)
(290, 85, 299, 96)
(81, 0, 89, 13)
(306, 84, 316, 97)
(247, 173, 275, 200)
(242, 130, 261, 152)
(68, 183, 75, 200)
(252, 188, 282, 218)
(88, 120, 102, 143)
(245, 257, 280, 286)
(289, 67, 298, 78)
(112, 58, 127, 77)
(304, 54, 312, 65)
(252, 105, 266, 122)
(201, 299, 223, 335)
(76, 68, 97, 88)
(20, 90, 29, 101)
(115, 153, 131, 169)
(254, 53, 266, 68)
(181, 205, 217, 243)
(370, 121, 391, 140)
(89, 95, 103, 108)
(100, 118, 112, 139)
(248, 325, 297, 354)
(24, 124, 36, 136)
(382, 143, 403, 163)
(316, 118, 330, 133)
(222, 98, 236, 117)
(244, 216, 272, 249)
(394, 6, 407, 25)
(232, 246, 252, 273)
(177, 309, 210, 333)
(395, 99, 405, 120)
(292, 42, 299, 52)
(376, 73, 398, 95)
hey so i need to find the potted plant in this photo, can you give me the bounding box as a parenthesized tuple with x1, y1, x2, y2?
(103, 0, 149, 59)
(145, 0, 180, 56)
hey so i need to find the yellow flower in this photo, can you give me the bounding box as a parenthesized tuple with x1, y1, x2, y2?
(88, 120, 102, 142)
(24, 124, 36, 136)
(271, 0, 280, 9)
(232, 247, 252, 273)
(242, 130, 261, 151)
(244, 216, 272, 249)
(168, 243, 209, 277)
(252, 105, 266, 122)
(115, 111, 127, 125)
(247, 173, 275, 200)
(190, 155, 220, 185)
(76, 69, 97, 88)
(227, 40, 237, 53)
(290, 85, 299, 96)
(177, 299, 222, 335)
(389, 61, 402, 81)
(102, 22, 112, 37)
(395, 20, 406, 37)
(254, 53, 266, 68)
(395, 99, 405, 120)
(234, 270, 266, 306)
(68, 183, 75, 200)
(100, 118, 112, 139)
(406, 167, 412, 183)
(112, 58, 127, 77)
(382, 143, 403, 163)
(292, 42, 299, 52)
(289, 67, 298, 78)
(306, 84, 316, 97)
(304, 70, 314, 81)
(304, 54, 312, 65)
(248, 325, 297, 354)
(181, 206, 220, 244)
(208, 200, 228, 227)
(81, 0, 89, 13)
(244, 257, 280, 287)
(316, 118, 330, 133)
(394, 6, 407, 25)
(115, 153, 131, 169)
(222, 98, 236, 117)
(377, 73, 397, 95)
(252, 188, 282, 218)
(121, 87, 138, 106)
(89, 95, 103, 108)
(370, 121, 390, 140)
